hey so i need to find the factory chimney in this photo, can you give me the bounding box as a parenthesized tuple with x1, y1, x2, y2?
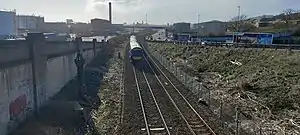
(109, 2, 112, 24)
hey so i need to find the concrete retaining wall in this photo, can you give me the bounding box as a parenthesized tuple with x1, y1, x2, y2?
(0, 34, 104, 135)
(0, 63, 33, 134)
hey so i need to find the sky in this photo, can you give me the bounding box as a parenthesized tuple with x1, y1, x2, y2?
(1, 0, 299, 24)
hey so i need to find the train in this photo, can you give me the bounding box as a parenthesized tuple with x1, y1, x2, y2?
(129, 35, 144, 63)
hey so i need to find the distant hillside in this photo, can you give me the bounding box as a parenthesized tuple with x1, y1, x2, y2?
(230, 11, 300, 34)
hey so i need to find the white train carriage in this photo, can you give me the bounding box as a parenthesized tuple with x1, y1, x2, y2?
(129, 35, 143, 62)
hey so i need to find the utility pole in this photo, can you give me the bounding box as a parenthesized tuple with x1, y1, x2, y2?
(197, 14, 200, 45)
(237, 6, 241, 32)
(146, 14, 148, 24)
(236, 6, 241, 46)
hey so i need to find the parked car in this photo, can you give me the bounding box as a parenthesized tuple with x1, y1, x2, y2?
(201, 41, 207, 45)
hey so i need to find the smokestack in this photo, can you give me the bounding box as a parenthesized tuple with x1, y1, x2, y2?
(109, 2, 112, 24)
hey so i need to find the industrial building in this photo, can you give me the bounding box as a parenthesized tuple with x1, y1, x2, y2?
(90, 18, 112, 36)
(0, 10, 17, 38)
(173, 22, 191, 33)
(42, 22, 69, 33)
(70, 22, 91, 36)
(42, 21, 92, 36)
(17, 15, 45, 33)
(192, 20, 227, 36)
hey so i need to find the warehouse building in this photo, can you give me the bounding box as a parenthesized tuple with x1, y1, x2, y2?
(192, 20, 227, 36)
(0, 10, 17, 39)
(173, 22, 191, 33)
(90, 18, 112, 36)
(17, 15, 45, 33)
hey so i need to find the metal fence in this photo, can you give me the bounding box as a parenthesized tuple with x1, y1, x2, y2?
(151, 51, 283, 135)
(147, 40, 300, 51)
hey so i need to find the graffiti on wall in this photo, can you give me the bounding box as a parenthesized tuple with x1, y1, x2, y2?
(9, 94, 27, 119)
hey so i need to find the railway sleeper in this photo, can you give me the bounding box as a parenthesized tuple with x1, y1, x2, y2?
(188, 121, 212, 134)
(141, 127, 173, 131)
(190, 124, 205, 128)
(196, 133, 212, 135)
(192, 127, 211, 134)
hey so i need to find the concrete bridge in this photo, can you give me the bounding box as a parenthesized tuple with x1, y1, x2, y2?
(0, 33, 106, 135)
(123, 24, 169, 29)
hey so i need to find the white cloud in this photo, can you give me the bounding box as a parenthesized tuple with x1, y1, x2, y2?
(84, 0, 298, 24)
(1, 0, 299, 24)
(85, 0, 146, 19)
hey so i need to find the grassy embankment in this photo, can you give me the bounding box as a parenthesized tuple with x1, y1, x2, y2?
(149, 43, 300, 130)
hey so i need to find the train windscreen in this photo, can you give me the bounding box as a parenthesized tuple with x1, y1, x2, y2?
(131, 49, 143, 57)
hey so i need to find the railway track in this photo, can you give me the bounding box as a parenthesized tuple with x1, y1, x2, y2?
(141, 50, 217, 135)
(124, 35, 219, 135)
(133, 66, 171, 135)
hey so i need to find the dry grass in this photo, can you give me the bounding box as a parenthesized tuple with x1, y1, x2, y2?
(149, 42, 300, 134)
(91, 42, 125, 135)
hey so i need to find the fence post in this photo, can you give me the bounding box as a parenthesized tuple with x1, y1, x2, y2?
(178, 68, 180, 80)
(175, 66, 178, 78)
(170, 62, 173, 72)
(198, 84, 201, 100)
(220, 97, 223, 118)
(172, 63, 175, 74)
(92, 39, 97, 57)
(159, 53, 162, 63)
(259, 125, 262, 135)
(236, 107, 240, 135)
(181, 70, 184, 83)
(192, 79, 195, 93)
(190, 77, 193, 92)
(167, 60, 169, 70)
(208, 88, 211, 106)
(184, 73, 187, 86)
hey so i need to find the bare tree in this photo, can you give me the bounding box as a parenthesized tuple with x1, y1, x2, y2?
(227, 14, 253, 32)
(283, 9, 296, 25)
(231, 14, 248, 22)
(295, 9, 300, 20)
